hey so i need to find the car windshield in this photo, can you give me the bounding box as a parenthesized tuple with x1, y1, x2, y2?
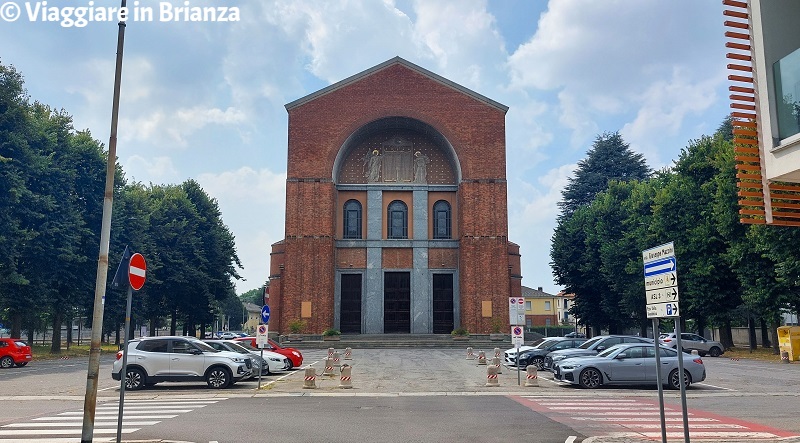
(528, 338, 547, 348)
(14, 340, 28, 347)
(597, 345, 623, 358)
(225, 342, 252, 354)
(192, 340, 217, 352)
(536, 339, 559, 349)
(578, 337, 602, 349)
(659, 334, 670, 339)
(238, 341, 257, 351)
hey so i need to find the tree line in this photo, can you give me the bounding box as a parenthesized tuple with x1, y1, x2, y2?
(0, 62, 246, 352)
(551, 122, 800, 352)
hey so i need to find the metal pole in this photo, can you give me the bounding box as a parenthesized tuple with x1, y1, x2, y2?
(116, 286, 133, 443)
(81, 2, 126, 441)
(258, 347, 264, 390)
(652, 318, 667, 443)
(675, 321, 690, 443)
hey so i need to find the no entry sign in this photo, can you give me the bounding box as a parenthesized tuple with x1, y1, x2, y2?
(128, 253, 146, 291)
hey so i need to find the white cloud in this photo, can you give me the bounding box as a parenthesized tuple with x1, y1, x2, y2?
(196, 167, 287, 292)
(124, 155, 181, 184)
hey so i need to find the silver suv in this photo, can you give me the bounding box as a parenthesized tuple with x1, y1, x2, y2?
(659, 332, 724, 357)
(112, 336, 252, 390)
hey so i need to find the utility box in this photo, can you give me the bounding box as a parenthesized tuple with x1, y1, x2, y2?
(777, 326, 800, 362)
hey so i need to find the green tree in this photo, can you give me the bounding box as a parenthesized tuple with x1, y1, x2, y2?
(558, 132, 650, 217)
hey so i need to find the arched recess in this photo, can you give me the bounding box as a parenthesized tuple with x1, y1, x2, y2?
(332, 116, 461, 185)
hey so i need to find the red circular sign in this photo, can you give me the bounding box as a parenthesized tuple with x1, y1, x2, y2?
(128, 253, 146, 291)
(258, 325, 267, 334)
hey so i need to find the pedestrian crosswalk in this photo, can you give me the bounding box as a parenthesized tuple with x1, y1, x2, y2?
(0, 397, 226, 442)
(515, 396, 800, 441)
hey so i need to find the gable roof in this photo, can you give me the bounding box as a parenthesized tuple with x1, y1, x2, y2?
(285, 56, 508, 113)
(522, 286, 556, 298)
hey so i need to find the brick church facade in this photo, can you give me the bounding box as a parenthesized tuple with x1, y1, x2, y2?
(268, 57, 523, 335)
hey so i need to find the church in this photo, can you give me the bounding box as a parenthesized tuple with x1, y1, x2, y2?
(268, 57, 523, 335)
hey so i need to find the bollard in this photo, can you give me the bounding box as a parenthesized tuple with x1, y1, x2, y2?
(494, 347, 501, 359)
(524, 365, 538, 387)
(328, 347, 335, 358)
(485, 365, 499, 387)
(344, 347, 352, 360)
(302, 367, 317, 389)
(492, 356, 502, 374)
(691, 350, 699, 356)
(477, 350, 487, 365)
(333, 351, 341, 366)
(782, 351, 790, 363)
(339, 364, 353, 389)
(322, 357, 336, 376)
(466, 347, 474, 360)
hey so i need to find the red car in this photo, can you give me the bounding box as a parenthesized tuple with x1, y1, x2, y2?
(235, 337, 303, 369)
(0, 338, 32, 368)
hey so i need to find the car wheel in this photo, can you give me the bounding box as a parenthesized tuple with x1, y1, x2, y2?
(286, 360, 294, 370)
(709, 347, 722, 357)
(698, 351, 707, 357)
(578, 368, 602, 389)
(668, 369, 691, 390)
(206, 367, 232, 389)
(532, 356, 545, 370)
(125, 367, 146, 391)
(0, 356, 14, 368)
(15, 362, 28, 367)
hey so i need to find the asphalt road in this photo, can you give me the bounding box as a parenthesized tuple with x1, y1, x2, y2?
(0, 348, 798, 442)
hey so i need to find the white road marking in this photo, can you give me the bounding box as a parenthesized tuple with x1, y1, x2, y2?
(564, 437, 577, 443)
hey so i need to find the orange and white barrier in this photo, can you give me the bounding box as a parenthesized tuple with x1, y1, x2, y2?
(524, 365, 538, 387)
(477, 350, 487, 365)
(302, 367, 317, 389)
(344, 347, 353, 360)
(485, 365, 499, 387)
(339, 364, 352, 389)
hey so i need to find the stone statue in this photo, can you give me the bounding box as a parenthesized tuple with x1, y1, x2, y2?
(413, 151, 429, 183)
(364, 149, 382, 182)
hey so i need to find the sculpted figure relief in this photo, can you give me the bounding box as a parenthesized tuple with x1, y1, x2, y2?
(364, 149, 382, 182)
(413, 151, 430, 183)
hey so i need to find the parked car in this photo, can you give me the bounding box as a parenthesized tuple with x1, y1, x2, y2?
(564, 332, 586, 338)
(111, 336, 252, 390)
(516, 337, 587, 370)
(0, 338, 32, 368)
(216, 331, 240, 340)
(503, 338, 551, 365)
(552, 343, 706, 389)
(204, 339, 289, 375)
(659, 333, 724, 357)
(544, 335, 653, 370)
(235, 337, 303, 369)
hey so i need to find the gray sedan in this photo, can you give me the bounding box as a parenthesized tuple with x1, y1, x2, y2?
(552, 343, 706, 389)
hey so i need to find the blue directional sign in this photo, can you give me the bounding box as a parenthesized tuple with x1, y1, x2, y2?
(261, 305, 271, 324)
(643, 257, 676, 277)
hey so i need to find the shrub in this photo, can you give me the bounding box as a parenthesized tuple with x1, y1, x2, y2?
(451, 327, 469, 336)
(288, 319, 307, 334)
(323, 328, 341, 336)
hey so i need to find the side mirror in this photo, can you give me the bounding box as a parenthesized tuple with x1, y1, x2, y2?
(191, 348, 203, 355)
(596, 345, 606, 351)
(616, 353, 627, 360)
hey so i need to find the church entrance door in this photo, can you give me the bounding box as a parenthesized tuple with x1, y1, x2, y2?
(432, 274, 454, 334)
(340, 274, 362, 333)
(384, 272, 410, 333)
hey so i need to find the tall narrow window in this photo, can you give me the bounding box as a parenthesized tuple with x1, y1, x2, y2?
(433, 200, 451, 239)
(387, 200, 408, 239)
(343, 200, 362, 239)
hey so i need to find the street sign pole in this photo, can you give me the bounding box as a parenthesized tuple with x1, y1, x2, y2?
(675, 321, 690, 443)
(652, 318, 667, 443)
(116, 285, 133, 443)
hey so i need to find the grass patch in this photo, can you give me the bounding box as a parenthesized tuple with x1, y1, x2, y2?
(31, 344, 121, 360)
(723, 346, 783, 362)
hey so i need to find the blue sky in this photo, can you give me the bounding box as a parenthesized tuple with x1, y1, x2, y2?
(0, 0, 730, 295)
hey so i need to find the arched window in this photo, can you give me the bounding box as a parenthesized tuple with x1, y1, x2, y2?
(343, 200, 362, 239)
(387, 200, 408, 239)
(433, 200, 451, 239)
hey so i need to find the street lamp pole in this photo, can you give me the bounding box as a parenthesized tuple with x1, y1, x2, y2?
(81, 2, 127, 441)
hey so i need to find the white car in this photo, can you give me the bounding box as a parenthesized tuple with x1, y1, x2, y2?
(205, 340, 290, 375)
(112, 336, 252, 390)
